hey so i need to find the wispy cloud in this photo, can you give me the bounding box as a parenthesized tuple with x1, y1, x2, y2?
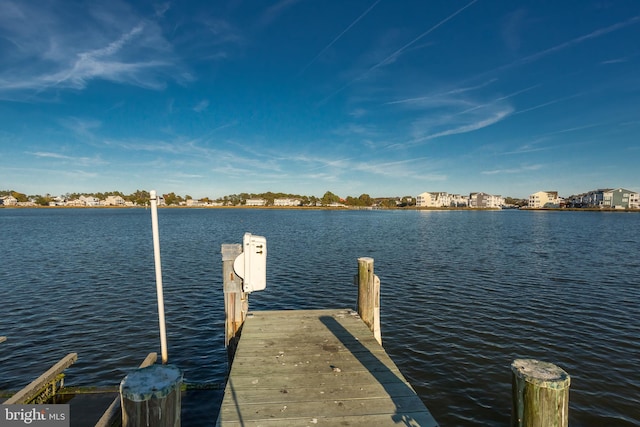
(319, 0, 478, 103)
(385, 88, 514, 148)
(0, 1, 185, 95)
(385, 79, 498, 107)
(299, 0, 381, 75)
(511, 93, 583, 116)
(456, 84, 540, 116)
(258, 0, 303, 28)
(412, 108, 512, 144)
(193, 99, 209, 112)
(485, 15, 640, 78)
(28, 151, 107, 166)
(482, 164, 543, 175)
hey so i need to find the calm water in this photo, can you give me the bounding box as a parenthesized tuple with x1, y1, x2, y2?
(1, 208, 639, 426)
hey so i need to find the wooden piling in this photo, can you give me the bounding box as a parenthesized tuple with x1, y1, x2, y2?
(120, 364, 182, 427)
(356, 257, 381, 345)
(222, 243, 248, 362)
(511, 359, 570, 427)
(95, 352, 158, 427)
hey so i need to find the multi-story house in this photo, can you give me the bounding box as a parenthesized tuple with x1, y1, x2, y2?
(602, 188, 639, 209)
(416, 192, 450, 207)
(450, 194, 469, 207)
(274, 198, 301, 207)
(104, 195, 126, 206)
(245, 198, 266, 206)
(79, 195, 100, 206)
(528, 191, 560, 208)
(469, 192, 504, 208)
(567, 188, 638, 209)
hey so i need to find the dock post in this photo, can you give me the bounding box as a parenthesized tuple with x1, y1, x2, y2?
(120, 364, 182, 427)
(511, 359, 570, 427)
(222, 243, 247, 362)
(356, 257, 381, 345)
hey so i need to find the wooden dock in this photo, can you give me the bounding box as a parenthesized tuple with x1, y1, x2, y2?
(216, 309, 438, 426)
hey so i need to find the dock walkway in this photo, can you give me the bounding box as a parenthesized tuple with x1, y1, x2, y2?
(216, 309, 438, 426)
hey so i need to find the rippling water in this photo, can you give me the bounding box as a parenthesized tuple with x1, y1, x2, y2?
(1, 208, 639, 426)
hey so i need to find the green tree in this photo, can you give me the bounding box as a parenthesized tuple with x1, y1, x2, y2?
(34, 195, 53, 206)
(358, 193, 373, 206)
(379, 199, 397, 208)
(321, 191, 340, 206)
(163, 192, 180, 205)
(11, 191, 28, 202)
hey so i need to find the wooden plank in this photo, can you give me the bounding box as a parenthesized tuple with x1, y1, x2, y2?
(217, 309, 438, 427)
(218, 395, 428, 420)
(4, 353, 78, 404)
(230, 351, 403, 376)
(0, 336, 6, 344)
(225, 370, 414, 390)
(94, 352, 158, 427)
(215, 411, 437, 427)
(223, 382, 420, 404)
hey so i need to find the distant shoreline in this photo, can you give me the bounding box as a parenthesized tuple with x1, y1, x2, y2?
(1, 205, 638, 212)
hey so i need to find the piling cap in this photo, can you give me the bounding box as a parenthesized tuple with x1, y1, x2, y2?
(511, 359, 570, 389)
(120, 364, 183, 401)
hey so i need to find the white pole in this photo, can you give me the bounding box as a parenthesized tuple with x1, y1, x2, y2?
(150, 190, 168, 364)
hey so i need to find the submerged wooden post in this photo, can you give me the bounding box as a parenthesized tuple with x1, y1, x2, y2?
(120, 364, 182, 427)
(222, 243, 248, 362)
(356, 257, 381, 345)
(511, 359, 570, 427)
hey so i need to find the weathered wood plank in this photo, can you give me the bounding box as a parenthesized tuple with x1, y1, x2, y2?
(3, 353, 78, 404)
(230, 350, 403, 376)
(222, 382, 420, 404)
(217, 309, 438, 427)
(218, 395, 428, 420)
(224, 370, 414, 390)
(216, 411, 436, 427)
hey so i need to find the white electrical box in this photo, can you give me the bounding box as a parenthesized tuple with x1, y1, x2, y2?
(233, 233, 267, 293)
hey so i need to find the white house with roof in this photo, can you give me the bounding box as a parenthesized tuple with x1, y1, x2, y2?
(528, 191, 560, 208)
(104, 195, 126, 206)
(246, 198, 266, 206)
(450, 194, 469, 207)
(79, 195, 100, 206)
(274, 198, 301, 206)
(1, 195, 17, 206)
(469, 192, 504, 208)
(416, 192, 451, 207)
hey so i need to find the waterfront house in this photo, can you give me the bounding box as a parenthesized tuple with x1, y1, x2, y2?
(416, 192, 451, 207)
(450, 194, 469, 207)
(80, 196, 100, 206)
(469, 192, 504, 208)
(104, 195, 126, 206)
(602, 188, 639, 209)
(565, 188, 639, 209)
(246, 198, 267, 206)
(528, 191, 560, 208)
(274, 198, 301, 207)
(1, 195, 17, 206)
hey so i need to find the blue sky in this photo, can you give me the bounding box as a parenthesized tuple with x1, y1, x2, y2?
(1, 0, 639, 199)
